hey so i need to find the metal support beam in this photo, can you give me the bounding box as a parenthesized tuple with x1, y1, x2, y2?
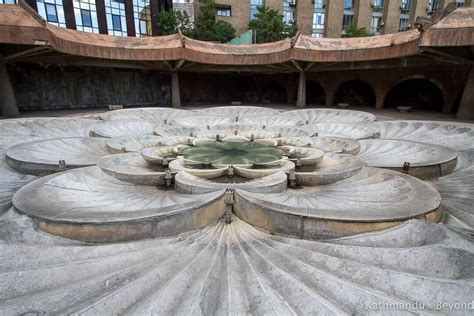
(171, 72, 181, 108)
(0, 55, 20, 117)
(296, 71, 306, 109)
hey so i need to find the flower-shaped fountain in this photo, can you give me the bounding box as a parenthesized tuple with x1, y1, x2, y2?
(1, 106, 474, 313)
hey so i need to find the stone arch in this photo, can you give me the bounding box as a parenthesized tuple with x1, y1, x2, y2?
(333, 80, 377, 107)
(383, 77, 445, 111)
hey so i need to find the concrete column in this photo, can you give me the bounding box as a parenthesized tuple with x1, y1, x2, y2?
(355, 0, 372, 31)
(171, 72, 181, 108)
(383, 0, 402, 34)
(325, 0, 344, 38)
(296, 72, 306, 108)
(456, 67, 474, 120)
(295, 0, 314, 35)
(0, 57, 20, 117)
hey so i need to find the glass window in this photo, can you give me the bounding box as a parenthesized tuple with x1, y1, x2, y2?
(372, 0, 383, 11)
(343, 0, 353, 10)
(312, 12, 324, 30)
(342, 14, 354, 32)
(400, 0, 410, 13)
(74, 0, 99, 33)
(46, 3, 58, 22)
(81, 9, 92, 27)
(250, 0, 263, 20)
(313, 0, 324, 9)
(455, 0, 464, 7)
(427, 0, 439, 15)
(282, 0, 295, 24)
(112, 14, 121, 30)
(133, 0, 151, 36)
(399, 17, 409, 31)
(0, 0, 17, 3)
(217, 7, 231, 17)
(105, 0, 127, 36)
(370, 16, 381, 34)
(36, 0, 66, 27)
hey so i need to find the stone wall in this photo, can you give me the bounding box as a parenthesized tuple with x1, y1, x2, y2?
(6, 63, 469, 112)
(8, 64, 171, 110)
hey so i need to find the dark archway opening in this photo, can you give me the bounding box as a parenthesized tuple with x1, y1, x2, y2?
(262, 81, 287, 104)
(334, 80, 376, 107)
(306, 80, 326, 105)
(384, 79, 444, 111)
(180, 74, 288, 105)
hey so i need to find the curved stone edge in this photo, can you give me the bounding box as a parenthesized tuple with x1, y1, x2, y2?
(5, 137, 109, 176)
(175, 171, 288, 194)
(0, 169, 36, 213)
(234, 160, 295, 179)
(357, 139, 458, 180)
(292, 153, 364, 186)
(97, 153, 167, 186)
(169, 159, 229, 179)
(13, 173, 226, 243)
(233, 191, 443, 240)
(381, 158, 457, 180)
(233, 167, 443, 239)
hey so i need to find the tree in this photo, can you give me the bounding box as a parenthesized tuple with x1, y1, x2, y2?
(342, 25, 372, 37)
(248, 6, 297, 43)
(157, 10, 194, 37)
(194, 0, 236, 42)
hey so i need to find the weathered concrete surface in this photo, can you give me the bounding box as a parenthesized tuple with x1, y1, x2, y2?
(358, 139, 458, 179)
(175, 171, 288, 194)
(235, 167, 442, 238)
(0, 217, 472, 315)
(0, 107, 474, 313)
(13, 166, 226, 242)
(100, 107, 188, 122)
(283, 108, 376, 124)
(377, 120, 474, 151)
(106, 135, 164, 153)
(0, 169, 35, 213)
(6, 137, 109, 176)
(89, 120, 156, 138)
(292, 153, 364, 186)
(98, 152, 168, 185)
(434, 165, 474, 229)
(312, 122, 380, 140)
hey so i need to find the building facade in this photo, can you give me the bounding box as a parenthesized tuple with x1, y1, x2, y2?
(0, 0, 470, 38)
(214, 0, 472, 37)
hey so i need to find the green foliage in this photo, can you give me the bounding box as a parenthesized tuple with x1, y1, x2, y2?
(194, 0, 236, 42)
(248, 6, 298, 43)
(342, 25, 372, 37)
(158, 10, 194, 37)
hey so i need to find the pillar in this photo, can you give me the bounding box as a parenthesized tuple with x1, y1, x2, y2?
(63, 0, 77, 30)
(171, 72, 181, 108)
(0, 57, 19, 117)
(296, 72, 306, 109)
(96, 0, 108, 35)
(125, 0, 136, 37)
(456, 67, 474, 120)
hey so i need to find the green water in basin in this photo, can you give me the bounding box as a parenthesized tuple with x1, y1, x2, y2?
(182, 141, 282, 165)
